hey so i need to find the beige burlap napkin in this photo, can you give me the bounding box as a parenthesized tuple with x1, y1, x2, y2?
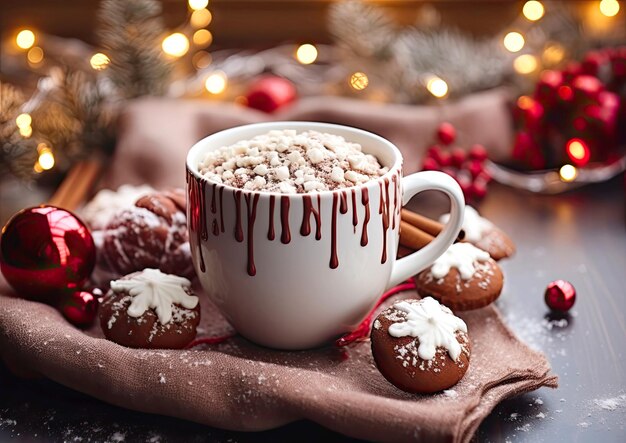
(0, 277, 556, 443)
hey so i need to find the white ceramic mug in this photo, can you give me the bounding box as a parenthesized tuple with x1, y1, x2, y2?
(186, 122, 464, 350)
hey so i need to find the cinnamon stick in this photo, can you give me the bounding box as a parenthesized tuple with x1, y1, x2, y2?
(48, 160, 102, 210)
(401, 209, 465, 241)
(399, 221, 435, 250)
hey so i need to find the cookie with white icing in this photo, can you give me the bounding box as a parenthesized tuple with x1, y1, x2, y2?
(415, 242, 503, 311)
(370, 297, 470, 394)
(99, 189, 195, 280)
(441, 206, 515, 261)
(99, 269, 200, 349)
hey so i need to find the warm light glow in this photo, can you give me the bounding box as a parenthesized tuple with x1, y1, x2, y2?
(15, 113, 32, 129)
(426, 76, 448, 98)
(523, 1, 545, 21)
(559, 164, 578, 182)
(296, 44, 318, 64)
(38, 150, 55, 171)
(190, 9, 212, 28)
(503, 32, 525, 53)
(599, 0, 620, 17)
(16, 29, 35, 49)
(514, 54, 538, 74)
(27, 46, 44, 64)
(349, 72, 369, 90)
(542, 43, 565, 65)
(193, 29, 213, 46)
(517, 95, 534, 110)
(19, 126, 32, 138)
(90, 52, 110, 70)
(192, 51, 212, 69)
(162, 33, 189, 57)
(204, 71, 227, 94)
(566, 138, 591, 166)
(188, 0, 209, 11)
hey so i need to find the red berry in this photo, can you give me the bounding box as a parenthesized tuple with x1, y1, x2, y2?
(469, 182, 488, 199)
(438, 151, 452, 167)
(469, 144, 488, 161)
(436, 122, 456, 145)
(426, 145, 445, 164)
(450, 147, 466, 167)
(468, 160, 484, 179)
(421, 157, 440, 171)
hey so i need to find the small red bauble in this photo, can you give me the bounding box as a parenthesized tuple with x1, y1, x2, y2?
(245, 76, 297, 113)
(544, 280, 576, 312)
(0, 206, 95, 302)
(59, 289, 99, 327)
(436, 122, 456, 145)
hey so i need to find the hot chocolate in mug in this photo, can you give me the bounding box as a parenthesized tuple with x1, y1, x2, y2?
(186, 122, 464, 349)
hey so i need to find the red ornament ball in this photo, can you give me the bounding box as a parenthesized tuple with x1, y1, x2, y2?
(0, 206, 95, 302)
(245, 76, 297, 113)
(59, 289, 99, 327)
(436, 122, 456, 146)
(544, 280, 576, 312)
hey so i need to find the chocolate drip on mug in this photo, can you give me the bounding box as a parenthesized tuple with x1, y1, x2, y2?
(391, 175, 398, 230)
(219, 187, 225, 233)
(300, 194, 322, 240)
(187, 170, 206, 272)
(211, 183, 217, 214)
(234, 190, 244, 242)
(244, 193, 260, 276)
(361, 188, 370, 247)
(330, 193, 339, 269)
(379, 179, 391, 264)
(351, 189, 358, 233)
(268, 195, 276, 241)
(339, 191, 348, 214)
(212, 219, 219, 236)
(280, 196, 291, 244)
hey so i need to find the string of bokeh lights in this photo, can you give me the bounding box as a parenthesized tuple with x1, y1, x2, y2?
(7, 0, 623, 177)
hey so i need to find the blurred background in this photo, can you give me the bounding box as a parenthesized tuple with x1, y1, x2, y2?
(2, 0, 626, 223)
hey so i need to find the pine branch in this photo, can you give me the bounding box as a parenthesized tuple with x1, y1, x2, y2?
(327, 1, 513, 103)
(0, 83, 37, 181)
(98, 0, 171, 99)
(395, 29, 513, 102)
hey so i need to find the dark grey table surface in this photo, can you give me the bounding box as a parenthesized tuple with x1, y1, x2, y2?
(1, 178, 625, 442)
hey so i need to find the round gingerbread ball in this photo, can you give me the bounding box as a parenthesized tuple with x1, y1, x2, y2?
(415, 242, 503, 311)
(99, 268, 200, 349)
(371, 297, 470, 394)
(99, 189, 194, 280)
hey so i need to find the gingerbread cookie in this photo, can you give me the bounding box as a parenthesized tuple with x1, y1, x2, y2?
(99, 189, 194, 279)
(371, 297, 470, 394)
(415, 242, 503, 311)
(99, 269, 200, 349)
(441, 206, 515, 260)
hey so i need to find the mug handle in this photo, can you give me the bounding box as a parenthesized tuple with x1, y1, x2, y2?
(387, 171, 465, 290)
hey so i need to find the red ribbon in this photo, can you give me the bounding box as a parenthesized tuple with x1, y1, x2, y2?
(335, 280, 417, 347)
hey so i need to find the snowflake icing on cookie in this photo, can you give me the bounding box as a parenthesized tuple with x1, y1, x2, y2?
(110, 268, 198, 324)
(441, 206, 493, 243)
(388, 297, 467, 361)
(430, 242, 490, 280)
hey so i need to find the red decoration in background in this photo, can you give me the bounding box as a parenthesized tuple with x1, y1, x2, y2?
(544, 280, 576, 312)
(59, 289, 99, 327)
(245, 76, 297, 113)
(513, 47, 626, 170)
(0, 206, 96, 302)
(422, 122, 492, 202)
